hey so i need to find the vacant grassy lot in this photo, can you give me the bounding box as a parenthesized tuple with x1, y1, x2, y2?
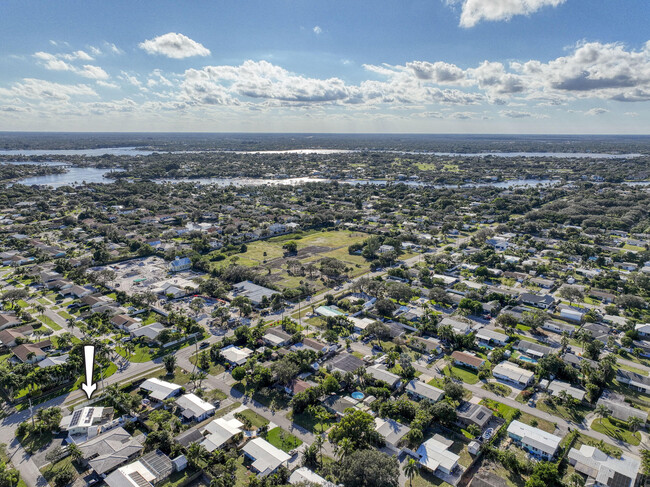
(263, 426, 303, 452)
(289, 410, 336, 434)
(591, 417, 641, 445)
(235, 409, 269, 429)
(443, 364, 479, 384)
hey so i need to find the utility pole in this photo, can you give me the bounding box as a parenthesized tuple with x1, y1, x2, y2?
(29, 399, 35, 428)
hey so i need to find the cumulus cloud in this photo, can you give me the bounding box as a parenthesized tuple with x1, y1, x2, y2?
(585, 107, 608, 116)
(450, 0, 566, 28)
(500, 109, 533, 118)
(0, 78, 97, 101)
(313, 26, 323, 35)
(139, 33, 210, 59)
(78, 65, 109, 80)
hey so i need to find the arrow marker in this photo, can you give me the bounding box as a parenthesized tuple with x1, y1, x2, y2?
(81, 345, 97, 399)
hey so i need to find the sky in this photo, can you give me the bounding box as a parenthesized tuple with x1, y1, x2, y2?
(0, 0, 649, 133)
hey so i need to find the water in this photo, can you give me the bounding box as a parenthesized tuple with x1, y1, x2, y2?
(0, 147, 155, 157)
(518, 356, 538, 364)
(14, 167, 124, 187)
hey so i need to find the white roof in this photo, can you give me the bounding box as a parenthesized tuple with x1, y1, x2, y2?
(242, 437, 290, 476)
(548, 380, 586, 401)
(493, 361, 535, 383)
(105, 461, 155, 487)
(367, 364, 400, 386)
(289, 467, 336, 486)
(416, 437, 460, 472)
(569, 444, 640, 487)
(375, 417, 411, 447)
(38, 353, 69, 368)
(221, 344, 253, 365)
(140, 378, 182, 401)
(132, 322, 165, 339)
(175, 393, 215, 419)
(200, 417, 244, 452)
(635, 323, 650, 333)
(405, 379, 444, 402)
(348, 316, 376, 330)
(507, 420, 561, 456)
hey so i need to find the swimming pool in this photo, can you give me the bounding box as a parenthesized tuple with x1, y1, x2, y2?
(351, 391, 365, 400)
(519, 356, 538, 364)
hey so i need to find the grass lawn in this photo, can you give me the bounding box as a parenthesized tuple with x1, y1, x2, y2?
(480, 398, 519, 421)
(158, 467, 201, 487)
(289, 410, 336, 434)
(411, 468, 452, 487)
(57, 310, 73, 320)
(233, 381, 290, 410)
(482, 382, 512, 397)
(616, 363, 649, 376)
(16, 300, 30, 308)
(570, 431, 622, 458)
(591, 417, 641, 446)
(235, 409, 269, 429)
(263, 426, 303, 452)
(536, 397, 590, 422)
(189, 353, 226, 376)
(519, 412, 555, 433)
(443, 364, 479, 384)
(37, 314, 61, 330)
(17, 429, 53, 454)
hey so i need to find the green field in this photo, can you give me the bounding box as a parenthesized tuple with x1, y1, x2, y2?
(443, 364, 479, 384)
(263, 426, 303, 452)
(591, 417, 641, 445)
(37, 314, 61, 330)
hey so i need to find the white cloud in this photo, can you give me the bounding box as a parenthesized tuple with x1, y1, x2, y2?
(79, 65, 110, 80)
(500, 109, 533, 118)
(33, 52, 75, 72)
(313, 26, 323, 35)
(0, 78, 97, 101)
(139, 33, 210, 59)
(451, 0, 566, 28)
(585, 107, 608, 116)
(96, 80, 119, 89)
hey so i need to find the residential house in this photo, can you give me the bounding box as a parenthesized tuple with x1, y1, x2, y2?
(542, 321, 576, 336)
(175, 393, 216, 422)
(518, 293, 555, 309)
(61, 407, 116, 442)
(140, 378, 183, 402)
(284, 379, 312, 396)
(635, 323, 650, 339)
(0, 313, 21, 330)
(409, 336, 443, 355)
(0, 325, 33, 348)
(616, 369, 650, 394)
(507, 421, 561, 460)
(289, 467, 336, 487)
(440, 317, 472, 335)
(169, 257, 191, 273)
(231, 281, 279, 308)
(416, 435, 460, 476)
(451, 351, 485, 370)
(514, 340, 553, 360)
(12, 340, 51, 364)
(78, 427, 144, 476)
(405, 379, 444, 403)
(547, 380, 586, 401)
(456, 402, 493, 430)
(131, 322, 166, 344)
(112, 314, 141, 332)
(375, 417, 410, 455)
(326, 353, 364, 375)
(263, 327, 292, 347)
(105, 450, 174, 487)
(568, 445, 639, 487)
(322, 395, 358, 417)
(476, 329, 508, 347)
(242, 437, 291, 476)
(492, 362, 535, 387)
(199, 417, 244, 452)
(221, 345, 253, 366)
(367, 364, 400, 388)
(559, 306, 585, 323)
(597, 394, 648, 424)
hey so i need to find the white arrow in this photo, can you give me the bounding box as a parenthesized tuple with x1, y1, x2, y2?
(81, 345, 97, 399)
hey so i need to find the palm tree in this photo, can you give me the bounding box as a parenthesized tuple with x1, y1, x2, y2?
(162, 354, 176, 375)
(595, 404, 611, 428)
(336, 437, 354, 461)
(627, 415, 642, 432)
(315, 434, 325, 467)
(186, 442, 209, 468)
(403, 457, 419, 487)
(568, 473, 585, 487)
(67, 443, 83, 461)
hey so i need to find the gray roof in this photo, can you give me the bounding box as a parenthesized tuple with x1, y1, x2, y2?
(326, 353, 364, 374)
(375, 417, 410, 447)
(367, 365, 400, 387)
(514, 340, 554, 357)
(457, 402, 493, 429)
(232, 281, 279, 305)
(79, 427, 143, 475)
(405, 379, 444, 402)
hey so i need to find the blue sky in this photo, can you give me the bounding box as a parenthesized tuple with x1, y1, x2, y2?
(0, 0, 649, 133)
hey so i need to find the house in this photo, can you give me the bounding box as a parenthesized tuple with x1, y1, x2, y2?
(530, 277, 555, 289)
(409, 336, 443, 355)
(589, 289, 616, 304)
(440, 317, 472, 335)
(169, 257, 191, 273)
(507, 421, 561, 460)
(231, 281, 280, 308)
(322, 395, 358, 417)
(81, 294, 113, 309)
(378, 244, 395, 254)
(263, 327, 292, 347)
(456, 402, 493, 430)
(38, 353, 70, 368)
(221, 345, 253, 366)
(289, 467, 336, 487)
(348, 316, 377, 332)
(292, 337, 328, 354)
(583, 322, 611, 343)
(405, 379, 444, 403)
(631, 340, 650, 358)
(542, 321, 576, 335)
(547, 380, 586, 401)
(416, 435, 460, 476)
(492, 362, 535, 387)
(0, 325, 33, 348)
(284, 379, 312, 396)
(326, 353, 365, 375)
(476, 329, 508, 347)
(112, 314, 141, 332)
(140, 378, 183, 402)
(568, 445, 640, 487)
(518, 293, 555, 309)
(104, 450, 174, 487)
(635, 323, 650, 339)
(616, 369, 650, 394)
(242, 437, 291, 476)
(12, 340, 51, 363)
(175, 393, 216, 422)
(131, 322, 166, 343)
(61, 407, 116, 441)
(559, 307, 585, 323)
(314, 305, 345, 318)
(514, 340, 553, 360)
(78, 427, 144, 476)
(597, 394, 648, 423)
(451, 351, 485, 370)
(63, 285, 93, 299)
(375, 417, 410, 454)
(367, 364, 400, 388)
(0, 313, 21, 330)
(199, 417, 244, 452)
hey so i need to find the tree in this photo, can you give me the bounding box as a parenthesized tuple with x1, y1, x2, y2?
(162, 354, 176, 375)
(403, 457, 419, 487)
(231, 366, 246, 382)
(375, 298, 397, 317)
(568, 473, 585, 487)
(328, 409, 381, 450)
(272, 358, 300, 386)
(444, 381, 464, 403)
(628, 415, 642, 432)
(595, 404, 610, 422)
(0, 462, 20, 487)
(282, 241, 298, 254)
(339, 449, 399, 487)
(335, 437, 354, 461)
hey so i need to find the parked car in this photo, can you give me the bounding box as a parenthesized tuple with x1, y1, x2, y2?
(199, 341, 210, 349)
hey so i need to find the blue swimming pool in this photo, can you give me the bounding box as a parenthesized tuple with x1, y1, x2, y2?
(519, 356, 538, 364)
(351, 391, 365, 400)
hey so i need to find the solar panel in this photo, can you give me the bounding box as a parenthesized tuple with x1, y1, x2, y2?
(70, 410, 83, 427)
(84, 408, 94, 423)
